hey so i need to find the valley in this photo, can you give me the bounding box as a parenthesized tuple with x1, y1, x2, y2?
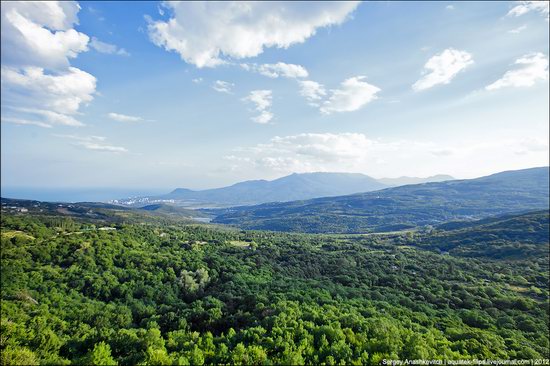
(211, 167, 549, 233)
(1, 201, 548, 364)
(2, 1, 548, 364)
(2, 166, 549, 364)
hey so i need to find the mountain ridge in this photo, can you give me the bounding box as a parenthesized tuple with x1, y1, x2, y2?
(210, 166, 550, 233)
(113, 172, 459, 208)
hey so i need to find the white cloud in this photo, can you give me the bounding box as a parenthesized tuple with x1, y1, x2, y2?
(514, 137, 549, 155)
(486, 53, 548, 90)
(90, 37, 130, 56)
(1, 1, 89, 69)
(243, 62, 309, 78)
(212, 80, 234, 94)
(299, 80, 327, 106)
(242, 90, 273, 124)
(0, 2, 96, 129)
(79, 143, 128, 152)
(298, 77, 380, 113)
(55, 134, 106, 142)
(508, 24, 527, 34)
(7, 107, 84, 127)
(147, 2, 360, 68)
(224, 133, 549, 178)
(507, 1, 549, 21)
(1, 66, 96, 116)
(192, 77, 203, 84)
(269, 133, 374, 160)
(252, 111, 274, 124)
(446, 5, 455, 10)
(321, 76, 380, 114)
(243, 90, 272, 111)
(1, 117, 53, 129)
(227, 132, 409, 173)
(412, 48, 473, 91)
(108, 112, 143, 122)
(55, 134, 128, 152)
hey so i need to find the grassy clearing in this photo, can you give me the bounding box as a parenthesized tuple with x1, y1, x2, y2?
(1, 230, 35, 240)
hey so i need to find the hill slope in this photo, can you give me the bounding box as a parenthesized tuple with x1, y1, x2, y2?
(0, 197, 210, 225)
(413, 210, 549, 259)
(114, 172, 389, 207)
(211, 167, 550, 233)
(1, 209, 548, 363)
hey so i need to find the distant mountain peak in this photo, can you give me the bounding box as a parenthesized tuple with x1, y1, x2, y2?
(117, 172, 389, 208)
(212, 166, 550, 234)
(170, 187, 194, 194)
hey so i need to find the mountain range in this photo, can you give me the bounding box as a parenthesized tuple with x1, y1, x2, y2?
(111, 172, 454, 207)
(210, 167, 550, 233)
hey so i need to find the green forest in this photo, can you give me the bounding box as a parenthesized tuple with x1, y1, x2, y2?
(1, 207, 549, 365)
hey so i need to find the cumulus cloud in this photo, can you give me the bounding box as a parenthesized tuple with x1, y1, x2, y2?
(507, 1, 549, 21)
(212, 80, 234, 94)
(298, 77, 380, 113)
(90, 37, 130, 56)
(147, 2, 360, 67)
(1, 1, 89, 69)
(224, 133, 549, 178)
(226, 132, 412, 173)
(242, 90, 273, 124)
(485, 53, 548, 90)
(1, 66, 96, 116)
(269, 133, 374, 161)
(242, 62, 309, 78)
(55, 134, 128, 152)
(299, 80, 327, 106)
(108, 112, 143, 122)
(412, 48, 473, 91)
(0, 1, 96, 129)
(320, 76, 380, 114)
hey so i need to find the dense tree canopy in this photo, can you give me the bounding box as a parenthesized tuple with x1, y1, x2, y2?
(1, 209, 549, 364)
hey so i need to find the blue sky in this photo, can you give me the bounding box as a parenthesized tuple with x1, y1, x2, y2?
(1, 1, 549, 192)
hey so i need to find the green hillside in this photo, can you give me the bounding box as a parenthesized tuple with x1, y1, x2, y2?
(1, 206, 549, 364)
(211, 167, 550, 233)
(411, 210, 550, 259)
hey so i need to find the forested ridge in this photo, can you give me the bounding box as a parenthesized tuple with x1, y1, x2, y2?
(211, 167, 549, 233)
(1, 208, 549, 364)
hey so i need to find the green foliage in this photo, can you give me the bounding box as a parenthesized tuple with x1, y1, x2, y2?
(82, 342, 117, 365)
(415, 210, 549, 259)
(1, 211, 548, 364)
(1, 346, 39, 366)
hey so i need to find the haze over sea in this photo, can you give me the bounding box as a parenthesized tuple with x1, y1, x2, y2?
(0, 187, 168, 203)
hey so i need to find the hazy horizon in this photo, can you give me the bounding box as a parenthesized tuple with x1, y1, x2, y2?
(2, 165, 548, 203)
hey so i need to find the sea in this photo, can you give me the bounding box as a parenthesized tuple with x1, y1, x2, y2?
(0, 187, 168, 203)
